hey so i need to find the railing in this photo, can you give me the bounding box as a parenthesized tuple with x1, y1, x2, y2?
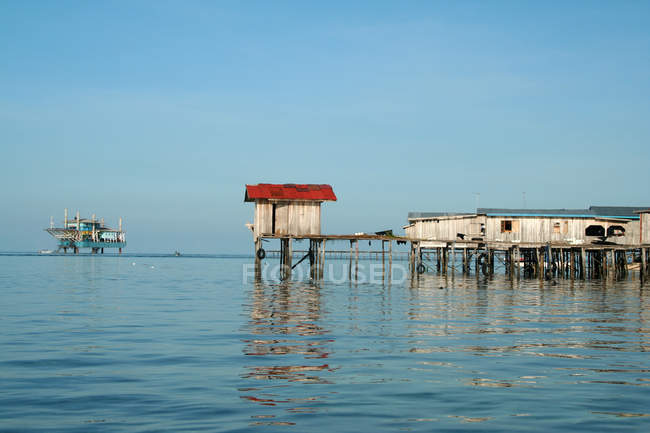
(265, 249, 409, 260)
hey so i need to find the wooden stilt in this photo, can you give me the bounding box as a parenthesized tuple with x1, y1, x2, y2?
(382, 241, 385, 280)
(489, 249, 494, 276)
(355, 240, 359, 281)
(349, 240, 353, 280)
(462, 248, 468, 274)
(639, 248, 648, 280)
(451, 243, 455, 277)
(388, 240, 392, 282)
(320, 240, 326, 280)
(515, 246, 520, 279)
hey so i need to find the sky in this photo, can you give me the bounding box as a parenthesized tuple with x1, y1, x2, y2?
(1, 1, 649, 253)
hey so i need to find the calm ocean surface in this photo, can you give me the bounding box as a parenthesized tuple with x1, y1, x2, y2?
(1, 254, 649, 432)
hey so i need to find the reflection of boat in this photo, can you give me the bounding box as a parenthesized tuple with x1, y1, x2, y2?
(175, 251, 181, 257)
(38, 249, 54, 254)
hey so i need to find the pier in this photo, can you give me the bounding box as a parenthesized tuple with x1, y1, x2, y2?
(245, 184, 650, 282)
(408, 240, 649, 282)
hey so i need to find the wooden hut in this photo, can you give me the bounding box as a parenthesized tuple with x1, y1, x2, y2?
(404, 212, 485, 248)
(405, 206, 646, 246)
(479, 207, 642, 245)
(244, 183, 337, 242)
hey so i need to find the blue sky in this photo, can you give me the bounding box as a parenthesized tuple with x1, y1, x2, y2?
(1, 1, 649, 253)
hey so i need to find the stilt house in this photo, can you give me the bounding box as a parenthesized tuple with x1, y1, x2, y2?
(244, 184, 337, 241)
(405, 206, 648, 246)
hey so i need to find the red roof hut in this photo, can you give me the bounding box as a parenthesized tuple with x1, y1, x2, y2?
(244, 184, 337, 240)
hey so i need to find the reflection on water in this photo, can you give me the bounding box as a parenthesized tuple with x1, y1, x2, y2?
(240, 267, 650, 431)
(5, 256, 649, 432)
(240, 281, 335, 420)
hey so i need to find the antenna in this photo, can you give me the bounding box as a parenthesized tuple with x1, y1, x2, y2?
(523, 192, 527, 209)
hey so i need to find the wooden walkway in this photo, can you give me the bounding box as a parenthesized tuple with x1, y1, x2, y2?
(253, 234, 650, 282)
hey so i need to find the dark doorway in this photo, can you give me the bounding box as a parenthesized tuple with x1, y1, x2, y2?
(585, 225, 605, 237)
(272, 204, 276, 234)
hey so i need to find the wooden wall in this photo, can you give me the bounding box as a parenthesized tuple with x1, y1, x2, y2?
(406, 215, 641, 245)
(254, 200, 321, 239)
(486, 216, 639, 245)
(405, 216, 486, 240)
(642, 212, 650, 244)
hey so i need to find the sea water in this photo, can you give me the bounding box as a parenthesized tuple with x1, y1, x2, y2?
(1, 254, 649, 432)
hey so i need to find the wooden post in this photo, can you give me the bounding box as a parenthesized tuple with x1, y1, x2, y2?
(507, 247, 512, 277)
(462, 248, 468, 274)
(489, 248, 494, 275)
(349, 240, 354, 280)
(570, 249, 575, 280)
(515, 246, 520, 279)
(410, 243, 415, 275)
(388, 240, 392, 282)
(280, 238, 285, 277)
(451, 243, 455, 277)
(443, 247, 448, 275)
(382, 240, 386, 279)
(580, 248, 586, 279)
(355, 240, 359, 281)
(639, 248, 648, 280)
(320, 240, 326, 280)
(255, 238, 262, 270)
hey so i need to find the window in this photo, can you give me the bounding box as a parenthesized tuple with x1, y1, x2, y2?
(553, 222, 561, 234)
(607, 225, 625, 237)
(501, 220, 519, 233)
(585, 225, 605, 237)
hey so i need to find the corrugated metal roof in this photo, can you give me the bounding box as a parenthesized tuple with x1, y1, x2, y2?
(588, 206, 649, 217)
(244, 184, 337, 202)
(408, 212, 473, 219)
(408, 206, 650, 222)
(478, 208, 591, 217)
(478, 207, 647, 219)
